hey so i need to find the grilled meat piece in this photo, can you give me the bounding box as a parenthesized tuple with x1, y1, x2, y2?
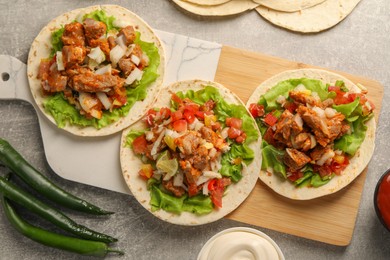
(162, 179, 185, 197)
(310, 146, 335, 166)
(289, 90, 321, 107)
(118, 57, 136, 77)
(68, 69, 124, 92)
(83, 18, 107, 42)
(41, 69, 68, 93)
(284, 148, 311, 171)
(88, 38, 111, 60)
(118, 26, 136, 46)
(62, 45, 86, 69)
(61, 22, 85, 46)
(273, 110, 303, 147)
(297, 105, 345, 147)
(291, 132, 313, 152)
(180, 160, 202, 184)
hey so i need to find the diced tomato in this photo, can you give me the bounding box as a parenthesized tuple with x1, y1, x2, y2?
(171, 93, 182, 104)
(185, 103, 200, 113)
(263, 113, 278, 127)
(263, 127, 276, 146)
(132, 135, 148, 155)
(235, 135, 245, 144)
(211, 122, 222, 131)
(228, 127, 242, 139)
(171, 110, 183, 122)
(284, 101, 298, 113)
(138, 164, 153, 180)
(329, 86, 352, 105)
(172, 119, 187, 132)
(249, 103, 265, 118)
(330, 155, 350, 175)
(195, 111, 205, 120)
(208, 178, 230, 208)
(226, 117, 242, 129)
(183, 109, 196, 124)
(159, 107, 171, 120)
(287, 171, 304, 182)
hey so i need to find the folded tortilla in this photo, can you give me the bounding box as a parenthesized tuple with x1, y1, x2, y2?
(172, 0, 259, 16)
(256, 0, 361, 33)
(253, 0, 327, 12)
(27, 5, 165, 136)
(120, 80, 262, 225)
(246, 69, 376, 200)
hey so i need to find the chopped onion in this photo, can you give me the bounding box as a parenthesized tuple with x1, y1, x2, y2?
(113, 19, 129, 29)
(293, 114, 303, 128)
(203, 171, 222, 179)
(294, 84, 307, 92)
(130, 54, 140, 66)
(196, 176, 210, 186)
(173, 172, 184, 187)
(115, 35, 127, 50)
(96, 92, 111, 110)
(220, 127, 229, 139)
(95, 64, 112, 75)
(312, 106, 325, 118)
(145, 131, 154, 141)
(78, 92, 98, 113)
(165, 129, 181, 139)
(110, 45, 126, 67)
(56, 51, 64, 71)
(325, 107, 337, 118)
(150, 129, 166, 156)
(141, 53, 150, 66)
(88, 47, 105, 64)
(276, 95, 286, 105)
(203, 180, 210, 195)
(125, 67, 143, 85)
(125, 44, 135, 57)
(316, 149, 335, 166)
(309, 134, 317, 149)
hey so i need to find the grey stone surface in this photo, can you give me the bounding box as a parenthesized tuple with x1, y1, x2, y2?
(0, 0, 389, 259)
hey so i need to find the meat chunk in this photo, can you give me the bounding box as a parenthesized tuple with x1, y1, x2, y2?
(180, 160, 201, 184)
(83, 18, 107, 42)
(291, 132, 313, 152)
(118, 57, 136, 77)
(273, 110, 302, 147)
(88, 38, 111, 60)
(289, 90, 321, 107)
(107, 36, 116, 49)
(310, 146, 335, 166)
(68, 70, 124, 92)
(192, 145, 209, 171)
(62, 45, 86, 69)
(118, 26, 136, 46)
(61, 22, 85, 46)
(297, 106, 345, 147)
(175, 131, 202, 155)
(162, 179, 185, 197)
(37, 59, 53, 80)
(283, 148, 311, 171)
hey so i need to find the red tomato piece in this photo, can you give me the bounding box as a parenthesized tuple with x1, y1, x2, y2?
(228, 127, 242, 139)
(159, 107, 171, 120)
(330, 155, 350, 175)
(171, 93, 182, 104)
(132, 135, 148, 155)
(287, 171, 304, 182)
(249, 103, 265, 118)
(226, 117, 243, 129)
(171, 110, 183, 122)
(195, 111, 205, 120)
(183, 109, 196, 124)
(172, 119, 187, 132)
(263, 113, 278, 126)
(284, 101, 298, 113)
(187, 183, 200, 197)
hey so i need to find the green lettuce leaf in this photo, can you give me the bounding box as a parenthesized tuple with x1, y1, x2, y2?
(333, 98, 360, 118)
(49, 27, 64, 58)
(261, 141, 286, 179)
(334, 116, 369, 156)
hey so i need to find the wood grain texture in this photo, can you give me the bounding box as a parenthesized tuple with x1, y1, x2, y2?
(215, 45, 384, 246)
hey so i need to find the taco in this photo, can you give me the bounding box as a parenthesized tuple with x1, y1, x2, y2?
(120, 80, 261, 225)
(172, 0, 259, 16)
(27, 5, 165, 136)
(247, 69, 376, 200)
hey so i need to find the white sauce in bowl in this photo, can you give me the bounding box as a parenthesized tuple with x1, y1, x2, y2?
(198, 227, 284, 260)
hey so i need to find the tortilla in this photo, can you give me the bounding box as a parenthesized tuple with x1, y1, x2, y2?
(253, 0, 327, 12)
(182, 0, 232, 6)
(246, 69, 376, 200)
(120, 80, 262, 225)
(27, 5, 165, 136)
(256, 0, 361, 33)
(172, 0, 259, 16)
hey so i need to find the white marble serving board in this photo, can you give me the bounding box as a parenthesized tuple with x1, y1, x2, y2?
(0, 30, 222, 194)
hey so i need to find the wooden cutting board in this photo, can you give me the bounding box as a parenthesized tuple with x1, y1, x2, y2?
(214, 45, 384, 246)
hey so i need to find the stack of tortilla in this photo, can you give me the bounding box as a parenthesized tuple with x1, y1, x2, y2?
(171, 0, 362, 33)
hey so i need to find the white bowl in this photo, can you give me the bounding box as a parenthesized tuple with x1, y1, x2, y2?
(198, 227, 285, 260)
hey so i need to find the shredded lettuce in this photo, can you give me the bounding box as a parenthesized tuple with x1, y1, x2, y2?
(44, 16, 160, 129)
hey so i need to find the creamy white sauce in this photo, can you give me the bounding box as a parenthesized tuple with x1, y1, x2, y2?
(198, 229, 282, 260)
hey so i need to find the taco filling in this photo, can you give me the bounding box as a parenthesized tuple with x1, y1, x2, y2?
(37, 10, 160, 129)
(249, 78, 375, 188)
(125, 86, 258, 215)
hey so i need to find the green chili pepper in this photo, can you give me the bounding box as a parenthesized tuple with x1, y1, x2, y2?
(1, 196, 124, 257)
(0, 176, 117, 243)
(0, 138, 112, 215)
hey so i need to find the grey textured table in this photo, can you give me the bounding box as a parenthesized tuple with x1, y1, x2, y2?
(1, 1, 389, 259)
